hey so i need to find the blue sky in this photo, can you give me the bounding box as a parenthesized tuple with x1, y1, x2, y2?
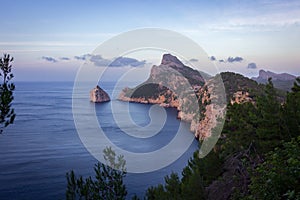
(0, 0, 299, 81)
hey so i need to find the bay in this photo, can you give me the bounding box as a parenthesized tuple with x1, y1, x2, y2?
(0, 82, 198, 199)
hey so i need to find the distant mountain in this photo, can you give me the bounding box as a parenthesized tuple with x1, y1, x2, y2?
(252, 70, 297, 91)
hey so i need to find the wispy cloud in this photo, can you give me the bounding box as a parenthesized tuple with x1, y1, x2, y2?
(74, 54, 92, 61)
(89, 55, 111, 66)
(0, 41, 94, 47)
(209, 56, 216, 61)
(247, 62, 257, 69)
(206, 0, 300, 33)
(60, 57, 70, 61)
(90, 55, 146, 67)
(189, 58, 198, 62)
(42, 56, 57, 63)
(227, 56, 243, 63)
(110, 57, 146, 67)
(74, 54, 146, 67)
(216, 56, 244, 63)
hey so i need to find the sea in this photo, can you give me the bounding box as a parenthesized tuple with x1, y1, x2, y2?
(0, 81, 198, 199)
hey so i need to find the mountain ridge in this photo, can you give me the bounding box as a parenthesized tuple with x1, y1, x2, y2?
(252, 69, 297, 91)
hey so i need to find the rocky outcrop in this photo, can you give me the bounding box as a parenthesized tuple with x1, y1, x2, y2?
(194, 77, 227, 139)
(230, 91, 253, 105)
(90, 85, 110, 103)
(118, 54, 226, 140)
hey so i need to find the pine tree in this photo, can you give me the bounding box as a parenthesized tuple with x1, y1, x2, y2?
(247, 137, 300, 200)
(66, 147, 127, 200)
(283, 78, 300, 138)
(0, 54, 15, 133)
(256, 78, 283, 153)
(220, 102, 259, 158)
(164, 173, 181, 200)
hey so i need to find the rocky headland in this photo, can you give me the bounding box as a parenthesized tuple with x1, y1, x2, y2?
(118, 54, 227, 140)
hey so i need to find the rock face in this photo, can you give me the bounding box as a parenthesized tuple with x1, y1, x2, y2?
(230, 91, 253, 105)
(90, 85, 110, 103)
(118, 54, 226, 139)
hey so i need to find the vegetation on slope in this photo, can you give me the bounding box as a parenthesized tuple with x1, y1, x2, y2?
(145, 78, 300, 200)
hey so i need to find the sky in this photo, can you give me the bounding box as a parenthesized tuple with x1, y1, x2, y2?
(0, 0, 299, 81)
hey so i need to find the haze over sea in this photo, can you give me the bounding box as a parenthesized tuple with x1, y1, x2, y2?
(0, 81, 198, 199)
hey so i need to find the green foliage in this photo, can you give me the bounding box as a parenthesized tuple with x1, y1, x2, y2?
(220, 102, 259, 158)
(66, 147, 127, 200)
(246, 137, 300, 200)
(256, 78, 284, 153)
(0, 54, 16, 133)
(128, 83, 167, 99)
(145, 173, 182, 200)
(145, 150, 222, 200)
(146, 184, 167, 200)
(103, 146, 126, 172)
(164, 173, 182, 199)
(220, 72, 265, 102)
(181, 150, 223, 200)
(283, 77, 300, 138)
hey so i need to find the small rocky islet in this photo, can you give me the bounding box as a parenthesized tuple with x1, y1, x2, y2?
(90, 85, 110, 103)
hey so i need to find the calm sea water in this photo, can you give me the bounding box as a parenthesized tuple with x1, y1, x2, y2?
(0, 82, 198, 199)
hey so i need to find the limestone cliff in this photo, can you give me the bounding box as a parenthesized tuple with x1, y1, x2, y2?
(118, 54, 226, 139)
(90, 85, 110, 103)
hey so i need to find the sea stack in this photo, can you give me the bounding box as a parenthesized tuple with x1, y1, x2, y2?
(90, 85, 110, 103)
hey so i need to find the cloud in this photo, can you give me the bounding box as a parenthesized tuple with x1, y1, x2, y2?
(247, 62, 257, 69)
(189, 58, 198, 62)
(89, 55, 111, 66)
(73, 54, 146, 67)
(109, 57, 146, 67)
(227, 56, 243, 63)
(74, 54, 92, 60)
(60, 57, 70, 61)
(87, 54, 146, 67)
(210, 56, 216, 61)
(42, 56, 57, 63)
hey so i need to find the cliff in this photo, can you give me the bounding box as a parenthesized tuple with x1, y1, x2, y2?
(118, 54, 226, 139)
(90, 85, 110, 103)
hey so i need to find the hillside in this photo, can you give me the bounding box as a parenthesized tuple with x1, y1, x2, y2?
(221, 72, 265, 103)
